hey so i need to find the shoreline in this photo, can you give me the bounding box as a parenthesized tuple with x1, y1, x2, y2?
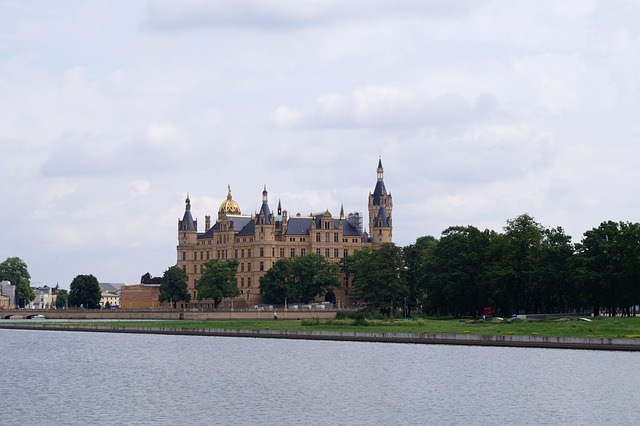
(2, 323, 639, 351)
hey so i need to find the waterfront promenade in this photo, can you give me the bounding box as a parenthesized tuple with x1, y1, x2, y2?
(2, 321, 639, 351)
(0, 308, 336, 321)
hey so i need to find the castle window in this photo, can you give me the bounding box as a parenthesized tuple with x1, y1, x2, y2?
(260, 247, 264, 257)
(241, 278, 244, 287)
(334, 249, 339, 258)
(247, 262, 251, 272)
(325, 233, 330, 243)
(241, 263, 244, 272)
(334, 233, 339, 242)
(272, 247, 275, 257)
(241, 249, 245, 258)
(290, 248, 296, 257)
(182, 252, 186, 261)
(316, 233, 320, 242)
(280, 248, 285, 258)
(248, 249, 252, 258)
(344, 249, 349, 258)
(316, 248, 321, 255)
(301, 248, 306, 256)
(193, 265, 197, 274)
(206, 251, 210, 260)
(200, 264, 203, 273)
(325, 248, 330, 258)
(260, 261, 264, 271)
(235, 250, 238, 258)
(182, 265, 186, 273)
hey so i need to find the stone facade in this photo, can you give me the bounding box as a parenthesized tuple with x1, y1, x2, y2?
(120, 284, 160, 309)
(176, 159, 393, 307)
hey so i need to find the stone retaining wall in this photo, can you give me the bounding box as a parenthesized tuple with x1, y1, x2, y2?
(1, 323, 639, 351)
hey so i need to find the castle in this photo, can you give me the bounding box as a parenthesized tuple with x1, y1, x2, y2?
(176, 159, 392, 308)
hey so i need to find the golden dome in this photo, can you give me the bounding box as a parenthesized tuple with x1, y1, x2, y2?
(218, 184, 241, 215)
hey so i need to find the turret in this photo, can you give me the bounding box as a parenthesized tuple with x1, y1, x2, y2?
(368, 158, 393, 244)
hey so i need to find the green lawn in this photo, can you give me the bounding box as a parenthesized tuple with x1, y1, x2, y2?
(54, 316, 640, 339)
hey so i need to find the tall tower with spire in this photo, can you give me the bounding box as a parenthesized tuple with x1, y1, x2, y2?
(368, 158, 393, 244)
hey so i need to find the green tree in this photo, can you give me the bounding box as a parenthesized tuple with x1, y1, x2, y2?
(260, 259, 298, 304)
(141, 272, 162, 284)
(0, 257, 35, 307)
(534, 226, 575, 314)
(68, 274, 101, 309)
(422, 226, 492, 316)
(196, 259, 239, 308)
(55, 289, 69, 309)
(260, 254, 339, 304)
(402, 235, 438, 315)
(293, 254, 339, 304)
(160, 266, 191, 308)
(573, 221, 640, 316)
(351, 243, 408, 315)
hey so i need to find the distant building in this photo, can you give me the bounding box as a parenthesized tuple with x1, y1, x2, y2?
(0, 281, 16, 308)
(120, 284, 160, 309)
(100, 292, 120, 308)
(99, 283, 124, 293)
(176, 159, 393, 308)
(28, 286, 53, 309)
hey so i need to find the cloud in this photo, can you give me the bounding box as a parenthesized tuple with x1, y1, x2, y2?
(272, 86, 499, 129)
(143, 0, 480, 32)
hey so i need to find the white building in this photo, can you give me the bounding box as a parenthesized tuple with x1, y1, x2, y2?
(28, 286, 53, 309)
(100, 293, 120, 308)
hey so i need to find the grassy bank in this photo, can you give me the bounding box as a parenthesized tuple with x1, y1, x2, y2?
(49, 316, 640, 339)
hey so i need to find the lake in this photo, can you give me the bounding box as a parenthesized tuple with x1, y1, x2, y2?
(1, 329, 637, 425)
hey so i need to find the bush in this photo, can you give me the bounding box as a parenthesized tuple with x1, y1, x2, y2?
(353, 312, 368, 326)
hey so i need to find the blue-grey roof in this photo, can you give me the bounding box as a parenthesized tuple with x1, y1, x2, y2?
(372, 181, 386, 206)
(341, 219, 362, 236)
(230, 216, 253, 231)
(284, 216, 363, 237)
(200, 216, 253, 239)
(237, 220, 255, 236)
(99, 283, 124, 292)
(286, 217, 314, 235)
(181, 210, 196, 231)
(374, 206, 390, 227)
(257, 202, 272, 224)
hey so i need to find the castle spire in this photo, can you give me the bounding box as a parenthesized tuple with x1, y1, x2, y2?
(377, 157, 384, 181)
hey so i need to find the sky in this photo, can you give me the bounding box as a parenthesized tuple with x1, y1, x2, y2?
(2, 0, 640, 288)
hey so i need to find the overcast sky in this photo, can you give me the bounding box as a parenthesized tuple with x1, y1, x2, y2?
(2, 1, 640, 288)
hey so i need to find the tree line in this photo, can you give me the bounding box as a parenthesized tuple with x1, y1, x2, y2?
(258, 213, 640, 317)
(4, 212, 640, 316)
(345, 214, 640, 317)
